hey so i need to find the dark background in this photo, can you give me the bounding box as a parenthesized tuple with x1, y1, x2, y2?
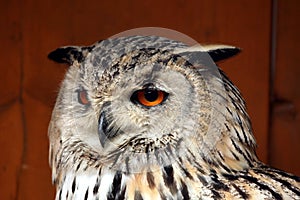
(1, 0, 299, 199)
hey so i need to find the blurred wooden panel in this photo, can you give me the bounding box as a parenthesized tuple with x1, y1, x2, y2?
(0, 0, 23, 199)
(269, 0, 300, 175)
(0, 0, 22, 105)
(0, 103, 24, 200)
(18, 93, 54, 200)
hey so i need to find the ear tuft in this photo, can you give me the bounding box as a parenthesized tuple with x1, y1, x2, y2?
(204, 45, 241, 62)
(175, 44, 241, 63)
(48, 46, 94, 65)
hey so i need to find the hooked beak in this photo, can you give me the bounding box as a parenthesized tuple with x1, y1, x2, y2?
(98, 111, 109, 147)
(98, 107, 120, 147)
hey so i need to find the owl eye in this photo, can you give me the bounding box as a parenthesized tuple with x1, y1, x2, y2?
(77, 88, 90, 105)
(131, 88, 168, 107)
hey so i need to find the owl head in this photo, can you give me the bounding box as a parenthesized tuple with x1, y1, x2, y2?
(48, 35, 257, 175)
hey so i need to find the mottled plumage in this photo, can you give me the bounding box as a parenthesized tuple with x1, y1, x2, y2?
(48, 35, 300, 200)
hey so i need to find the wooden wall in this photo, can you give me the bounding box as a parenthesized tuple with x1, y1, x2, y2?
(0, 0, 299, 199)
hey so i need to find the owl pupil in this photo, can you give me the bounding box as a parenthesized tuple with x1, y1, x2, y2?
(144, 90, 158, 102)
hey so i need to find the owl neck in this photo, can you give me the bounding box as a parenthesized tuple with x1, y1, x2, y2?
(52, 141, 261, 200)
(52, 132, 259, 185)
(210, 69, 259, 171)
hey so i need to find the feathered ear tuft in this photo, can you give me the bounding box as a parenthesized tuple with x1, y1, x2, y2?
(176, 45, 241, 63)
(202, 45, 241, 62)
(48, 46, 94, 65)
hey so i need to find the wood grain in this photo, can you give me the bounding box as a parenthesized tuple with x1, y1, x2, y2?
(269, 0, 300, 175)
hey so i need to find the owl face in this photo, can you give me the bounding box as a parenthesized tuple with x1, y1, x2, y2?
(49, 36, 244, 173)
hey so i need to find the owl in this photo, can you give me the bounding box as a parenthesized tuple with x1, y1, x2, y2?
(48, 35, 300, 200)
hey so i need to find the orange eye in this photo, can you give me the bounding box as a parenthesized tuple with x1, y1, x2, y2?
(77, 89, 90, 105)
(131, 88, 168, 107)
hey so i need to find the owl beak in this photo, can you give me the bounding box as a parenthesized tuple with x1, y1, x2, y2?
(98, 111, 109, 147)
(98, 111, 119, 147)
